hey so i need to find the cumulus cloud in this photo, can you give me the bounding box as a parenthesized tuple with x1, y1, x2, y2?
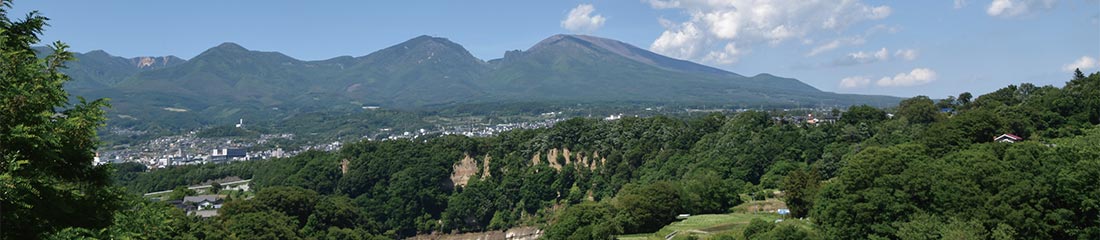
(894, 49, 919, 60)
(651, 21, 705, 60)
(987, 0, 1057, 17)
(877, 68, 938, 87)
(562, 4, 606, 33)
(647, 0, 892, 65)
(839, 76, 872, 89)
(1062, 56, 1099, 72)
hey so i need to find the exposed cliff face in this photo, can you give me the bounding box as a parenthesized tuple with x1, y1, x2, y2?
(452, 148, 604, 188)
(450, 154, 493, 188)
(451, 154, 478, 188)
(529, 148, 603, 171)
(130, 56, 184, 69)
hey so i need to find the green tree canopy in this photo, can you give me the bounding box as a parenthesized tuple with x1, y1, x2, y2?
(841, 105, 887, 125)
(1, 1, 120, 238)
(897, 95, 940, 124)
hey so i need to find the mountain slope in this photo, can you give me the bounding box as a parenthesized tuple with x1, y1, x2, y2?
(35, 47, 184, 90)
(336, 35, 490, 107)
(56, 34, 900, 131)
(481, 34, 855, 105)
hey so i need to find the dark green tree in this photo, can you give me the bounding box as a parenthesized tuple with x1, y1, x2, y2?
(743, 218, 774, 240)
(544, 202, 619, 240)
(957, 92, 973, 107)
(780, 168, 820, 218)
(935, 96, 957, 110)
(210, 182, 223, 194)
(841, 105, 887, 125)
(167, 186, 197, 201)
(1, 1, 121, 237)
(225, 210, 302, 240)
(897, 96, 940, 124)
(253, 186, 319, 228)
(613, 182, 683, 233)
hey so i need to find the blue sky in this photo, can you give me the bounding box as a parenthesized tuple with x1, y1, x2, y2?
(11, 0, 1100, 98)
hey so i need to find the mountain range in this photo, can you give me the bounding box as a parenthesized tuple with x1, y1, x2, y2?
(52, 34, 899, 130)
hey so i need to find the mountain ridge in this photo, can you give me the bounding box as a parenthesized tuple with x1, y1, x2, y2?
(51, 34, 900, 130)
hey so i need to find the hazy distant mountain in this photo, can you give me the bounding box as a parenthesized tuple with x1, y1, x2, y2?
(35, 47, 184, 90)
(335, 35, 490, 108)
(482, 34, 828, 104)
(55, 34, 899, 130)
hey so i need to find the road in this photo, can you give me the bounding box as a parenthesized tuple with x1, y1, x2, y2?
(143, 179, 251, 196)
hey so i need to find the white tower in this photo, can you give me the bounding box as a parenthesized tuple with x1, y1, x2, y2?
(235, 118, 243, 128)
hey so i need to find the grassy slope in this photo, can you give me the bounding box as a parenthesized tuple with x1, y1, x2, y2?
(617, 197, 809, 240)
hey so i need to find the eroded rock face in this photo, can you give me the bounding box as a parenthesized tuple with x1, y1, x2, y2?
(481, 155, 492, 178)
(452, 148, 606, 188)
(131, 56, 178, 69)
(451, 154, 495, 188)
(450, 154, 479, 188)
(531, 148, 605, 171)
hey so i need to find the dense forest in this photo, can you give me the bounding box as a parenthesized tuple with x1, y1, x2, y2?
(88, 68, 1100, 240)
(3, 1, 1099, 239)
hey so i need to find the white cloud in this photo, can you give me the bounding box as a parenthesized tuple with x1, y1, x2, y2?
(955, 0, 968, 9)
(703, 42, 743, 64)
(830, 47, 918, 66)
(651, 21, 705, 60)
(647, 0, 891, 65)
(833, 48, 889, 66)
(808, 40, 842, 57)
(870, 6, 893, 19)
(894, 49, 919, 60)
(562, 4, 606, 33)
(877, 68, 938, 87)
(805, 24, 904, 57)
(987, 0, 1057, 17)
(646, 0, 683, 9)
(839, 76, 872, 89)
(807, 36, 867, 56)
(1062, 56, 1099, 72)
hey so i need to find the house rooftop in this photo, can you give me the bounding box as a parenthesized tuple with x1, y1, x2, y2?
(183, 195, 221, 203)
(996, 133, 1023, 140)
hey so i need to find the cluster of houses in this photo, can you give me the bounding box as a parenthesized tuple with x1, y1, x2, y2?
(169, 195, 224, 218)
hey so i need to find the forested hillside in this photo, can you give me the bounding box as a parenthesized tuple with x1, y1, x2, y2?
(4, 1, 1098, 239)
(57, 34, 900, 137)
(92, 71, 1100, 239)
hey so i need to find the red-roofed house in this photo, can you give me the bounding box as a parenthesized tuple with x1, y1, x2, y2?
(994, 133, 1023, 143)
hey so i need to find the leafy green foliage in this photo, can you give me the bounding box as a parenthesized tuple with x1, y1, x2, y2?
(0, 3, 121, 238)
(897, 95, 940, 124)
(780, 168, 820, 218)
(841, 105, 887, 125)
(100, 69, 1100, 239)
(613, 182, 684, 233)
(225, 211, 302, 240)
(167, 186, 196, 201)
(743, 218, 775, 239)
(544, 202, 620, 240)
(810, 71, 1100, 239)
